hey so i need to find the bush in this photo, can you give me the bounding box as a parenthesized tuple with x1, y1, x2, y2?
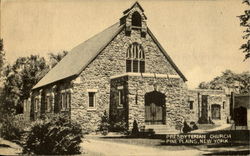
(0, 114, 30, 143)
(23, 115, 83, 155)
(110, 121, 127, 133)
(131, 120, 139, 136)
(98, 111, 109, 135)
(190, 121, 198, 130)
(182, 121, 192, 133)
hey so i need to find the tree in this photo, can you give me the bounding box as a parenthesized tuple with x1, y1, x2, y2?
(198, 81, 210, 89)
(1, 55, 49, 114)
(48, 51, 68, 68)
(0, 39, 5, 78)
(198, 70, 250, 94)
(239, 0, 250, 60)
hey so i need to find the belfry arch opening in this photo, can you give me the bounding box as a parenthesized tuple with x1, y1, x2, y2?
(132, 11, 142, 27)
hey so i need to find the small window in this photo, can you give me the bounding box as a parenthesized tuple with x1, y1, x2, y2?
(88, 92, 96, 108)
(34, 98, 39, 112)
(223, 101, 225, 109)
(61, 93, 66, 110)
(66, 93, 71, 109)
(118, 89, 124, 108)
(61, 92, 71, 110)
(46, 96, 51, 112)
(189, 101, 194, 110)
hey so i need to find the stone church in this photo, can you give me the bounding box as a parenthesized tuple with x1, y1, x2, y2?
(31, 2, 230, 132)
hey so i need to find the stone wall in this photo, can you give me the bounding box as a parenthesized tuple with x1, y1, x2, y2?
(31, 79, 73, 120)
(109, 77, 129, 131)
(126, 76, 188, 130)
(187, 89, 230, 124)
(70, 27, 184, 132)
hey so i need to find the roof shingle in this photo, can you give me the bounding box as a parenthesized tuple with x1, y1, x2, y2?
(33, 22, 123, 89)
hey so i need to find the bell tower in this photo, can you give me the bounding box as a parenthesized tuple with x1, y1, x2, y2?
(120, 2, 147, 37)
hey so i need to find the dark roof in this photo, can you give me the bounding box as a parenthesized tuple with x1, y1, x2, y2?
(33, 23, 187, 90)
(33, 22, 123, 89)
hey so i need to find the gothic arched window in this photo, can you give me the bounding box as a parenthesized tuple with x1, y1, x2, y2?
(126, 43, 145, 73)
(132, 12, 142, 27)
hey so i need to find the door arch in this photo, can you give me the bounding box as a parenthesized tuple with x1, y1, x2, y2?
(145, 91, 166, 125)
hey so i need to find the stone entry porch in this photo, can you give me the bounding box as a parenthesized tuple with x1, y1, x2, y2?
(110, 73, 187, 131)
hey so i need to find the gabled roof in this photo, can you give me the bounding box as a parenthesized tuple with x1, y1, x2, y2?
(33, 2, 187, 90)
(123, 2, 147, 20)
(123, 2, 144, 14)
(33, 22, 124, 89)
(147, 28, 187, 82)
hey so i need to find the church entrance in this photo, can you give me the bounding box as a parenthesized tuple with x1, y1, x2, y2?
(145, 91, 166, 125)
(234, 107, 247, 126)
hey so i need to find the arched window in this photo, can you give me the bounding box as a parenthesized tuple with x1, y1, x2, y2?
(126, 43, 145, 73)
(132, 12, 142, 27)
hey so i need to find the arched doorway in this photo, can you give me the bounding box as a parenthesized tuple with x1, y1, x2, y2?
(145, 91, 166, 125)
(211, 104, 221, 120)
(234, 107, 247, 126)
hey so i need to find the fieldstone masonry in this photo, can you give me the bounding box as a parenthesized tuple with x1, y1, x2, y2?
(187, 89, 229, 124)
(69, 27, 185, 131)
(31, 2, 230, 133)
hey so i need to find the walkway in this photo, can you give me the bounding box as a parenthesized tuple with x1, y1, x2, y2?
(81, 138, 202, 156)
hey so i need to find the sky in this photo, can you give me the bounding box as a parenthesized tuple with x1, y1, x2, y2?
(1, 0, 250, 89)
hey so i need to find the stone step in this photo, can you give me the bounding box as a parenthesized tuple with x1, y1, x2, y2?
(145, 125, 170, 129)
(144, 124, 178, 134)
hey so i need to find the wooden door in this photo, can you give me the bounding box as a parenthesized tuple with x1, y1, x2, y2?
(145, 91, 165, 125)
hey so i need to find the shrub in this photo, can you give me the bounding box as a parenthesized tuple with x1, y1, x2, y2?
(190, 121, 198, 130)
(23, 115, 83, 155)
(131, 120, 139, 136)
(182, 121, 192, 133)
(98, 111, 109, 135)
(0, 114, 30, 143)
(111, 121, 127, 133)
